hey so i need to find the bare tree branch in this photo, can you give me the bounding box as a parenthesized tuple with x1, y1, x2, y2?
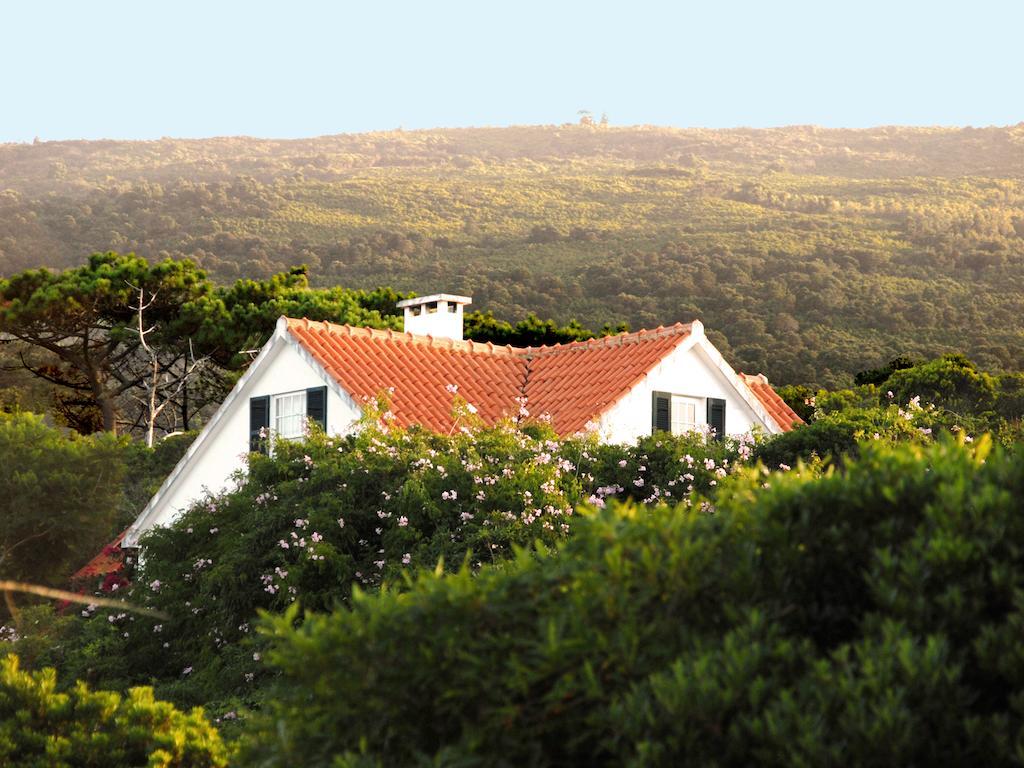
(0, 581, 169, 620)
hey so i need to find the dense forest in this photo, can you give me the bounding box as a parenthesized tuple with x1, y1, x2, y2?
(2, 124, 1023, 387)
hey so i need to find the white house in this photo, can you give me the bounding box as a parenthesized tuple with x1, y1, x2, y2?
(120, 294, 800, 549)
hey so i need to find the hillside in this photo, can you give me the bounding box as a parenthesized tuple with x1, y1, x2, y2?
(2, 124, 1024, 387)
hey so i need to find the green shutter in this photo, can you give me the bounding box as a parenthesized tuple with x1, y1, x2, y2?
(249, 396, 270, 454)
(306, 386, 327, 432)
(652, 392, 671, 433)
(707, 397, 726, 440)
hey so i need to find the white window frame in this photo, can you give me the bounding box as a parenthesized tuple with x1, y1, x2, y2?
(273, 390, 307, 441)
(670, 395, 701, 435)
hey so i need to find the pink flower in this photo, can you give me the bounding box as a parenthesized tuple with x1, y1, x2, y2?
(402, 553, 411, 565)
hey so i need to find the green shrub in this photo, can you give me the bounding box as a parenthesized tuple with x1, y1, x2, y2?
(882, 353, 998, 418)
(245, 437, 1024, 766)
(66, 418, 755, 707)
(995, 373, 1024, 422)
(0, 605, 75, 670)
(753, 403, 925, 468)
(0, 654, 227, 767)
(0, 412, 127, 587)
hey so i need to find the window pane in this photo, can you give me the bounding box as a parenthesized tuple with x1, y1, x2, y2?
(670, 396, 698, 435)
(274, 392, 306, 439)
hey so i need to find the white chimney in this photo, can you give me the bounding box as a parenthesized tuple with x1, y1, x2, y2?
(396, 293, 472, 340)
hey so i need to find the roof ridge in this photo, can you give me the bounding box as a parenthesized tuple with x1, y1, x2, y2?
(284, 317, 521, 357)
(284, 317, 695, 360)
(521, 322, 694, 358)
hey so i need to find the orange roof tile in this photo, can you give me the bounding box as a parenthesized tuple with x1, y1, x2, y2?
(285, 319, 696, 435)
(524, 326, 696, 434)
(740, 373, 804, 432)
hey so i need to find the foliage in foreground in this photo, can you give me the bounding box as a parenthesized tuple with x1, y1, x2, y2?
(248, 437, 1024, 767)
(55, 417, 754, 709)
(0, 654, 227, 767)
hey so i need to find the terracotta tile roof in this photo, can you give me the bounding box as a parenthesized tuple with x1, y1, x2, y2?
(71, 531, 125, 581)
(287, 321, 527, 432)
(285, 319, 696, 435)
(740, 373, 804, 432)
(523, 326, 696, 434)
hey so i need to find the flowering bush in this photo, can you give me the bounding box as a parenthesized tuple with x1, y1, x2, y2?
(753, 383, 1005, 470)
(246, 437, 1024, 766)
(63, 413, 759, 707)
(0, 654, 228, 767)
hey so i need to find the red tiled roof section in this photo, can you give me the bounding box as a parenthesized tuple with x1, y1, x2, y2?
(71, 531, 125, 581)
(285, 318, 695, 435)
(286, 320, 527, 431)
(524, 325, 694, 434)
(740, 373, 804, 432)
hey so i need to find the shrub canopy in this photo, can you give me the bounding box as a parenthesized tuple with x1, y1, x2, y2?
(0, 654, 228, 768)
(59, 417, 754, 709)
(247, 437, 1024, 767)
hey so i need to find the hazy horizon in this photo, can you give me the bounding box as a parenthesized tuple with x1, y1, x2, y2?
(3, 0, 1021, 143)
(5, 119, 1024, 147)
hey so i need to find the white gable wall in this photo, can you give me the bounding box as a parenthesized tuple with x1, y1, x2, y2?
(123, 335, 361, 547)
(597, 338, 769, 444)
(125, 318, 784, 549)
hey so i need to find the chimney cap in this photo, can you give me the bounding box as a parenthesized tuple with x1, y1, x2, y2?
(396, 293, 472, 309)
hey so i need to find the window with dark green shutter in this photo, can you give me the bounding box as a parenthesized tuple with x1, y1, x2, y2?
(249, 395, 270, 454)
(306, 386, 327, 432)
(652, 392, 671, 433)
(707, 397, 726, 440)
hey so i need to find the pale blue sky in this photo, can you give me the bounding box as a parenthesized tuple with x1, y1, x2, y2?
(1, 0, 1020, 142)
